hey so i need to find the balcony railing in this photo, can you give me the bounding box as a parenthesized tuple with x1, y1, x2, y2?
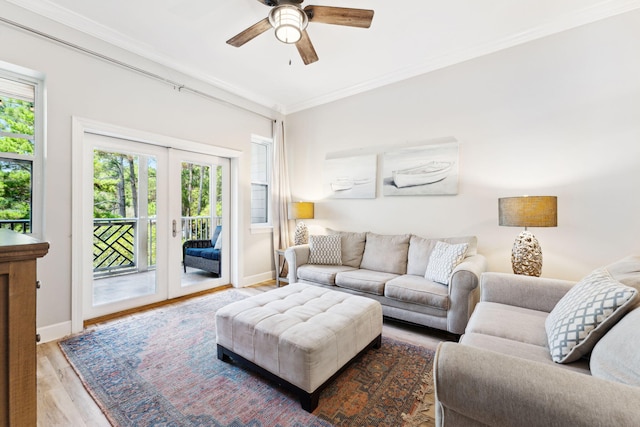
(0, 219, 31, 233)
(93, 215, 220, 277)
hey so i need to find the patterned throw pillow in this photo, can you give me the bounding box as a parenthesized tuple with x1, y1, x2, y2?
(308, 235, 342, 265)
(424, 241, 469, 285)
(545, 267, 638, 364)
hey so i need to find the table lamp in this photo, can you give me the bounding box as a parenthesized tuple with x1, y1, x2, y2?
(499, 196, 557, 277)
(289, 201, 314, 245)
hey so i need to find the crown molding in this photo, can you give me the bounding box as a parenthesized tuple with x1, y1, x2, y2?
(8, 0, 640, 115)
(6, 0, 284, 112)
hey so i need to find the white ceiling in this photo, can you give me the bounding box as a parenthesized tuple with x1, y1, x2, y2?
(9, 0, 640, 114)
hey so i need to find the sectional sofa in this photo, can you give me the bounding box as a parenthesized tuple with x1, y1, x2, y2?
(285, 229, 487, 334)
(434, 255, 640, 426)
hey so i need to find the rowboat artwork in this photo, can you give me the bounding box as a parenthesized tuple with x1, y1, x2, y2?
(330, 177, 372, 192)
(392, 161, 454, 188)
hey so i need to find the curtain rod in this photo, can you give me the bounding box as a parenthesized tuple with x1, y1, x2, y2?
(0, 15, 276, 123)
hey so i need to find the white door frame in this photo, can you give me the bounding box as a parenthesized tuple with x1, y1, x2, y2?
(71, 117, 241, 333)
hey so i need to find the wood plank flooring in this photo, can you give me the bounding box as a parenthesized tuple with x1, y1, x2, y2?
(37, 281, 453, 426)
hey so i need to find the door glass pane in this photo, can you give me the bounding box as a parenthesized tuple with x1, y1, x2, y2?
(92, 149, 157, 306)
(181, 161, 222, 287)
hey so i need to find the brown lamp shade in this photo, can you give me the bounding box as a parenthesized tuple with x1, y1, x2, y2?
(499, 196, 557, 228)
(288, 202, 314, 220)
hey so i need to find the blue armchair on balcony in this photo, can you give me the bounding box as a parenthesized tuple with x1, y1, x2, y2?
(182, 225, 222, 276)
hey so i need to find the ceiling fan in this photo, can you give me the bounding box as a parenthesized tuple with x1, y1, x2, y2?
(227, 0, 375, 65)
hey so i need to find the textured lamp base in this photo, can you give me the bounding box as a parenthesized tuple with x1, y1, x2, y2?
(294, 221, 309, 245)
(511, 230, 543, 277)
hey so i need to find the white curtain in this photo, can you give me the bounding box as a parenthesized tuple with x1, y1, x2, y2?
(272, 120, 292, 273)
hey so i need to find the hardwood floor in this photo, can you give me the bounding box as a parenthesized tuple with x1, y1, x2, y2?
(37, 281, 452, 426)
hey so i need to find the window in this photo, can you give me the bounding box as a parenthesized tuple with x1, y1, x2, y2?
(0, 64, 44, 236)
(250, 136, 272, 225)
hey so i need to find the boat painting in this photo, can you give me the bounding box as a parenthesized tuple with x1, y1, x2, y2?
(330, 177, 372, 192)
(383, 140, 459, 196)
(324, 154, 377, 199)
(330, 178, 354, 191)
(392, 161, 453, 188)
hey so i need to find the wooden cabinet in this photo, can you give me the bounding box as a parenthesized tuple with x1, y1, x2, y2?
(0, 229, 49, 427)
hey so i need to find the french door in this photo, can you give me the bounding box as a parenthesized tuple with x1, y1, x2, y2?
(81, 133, 229, 320)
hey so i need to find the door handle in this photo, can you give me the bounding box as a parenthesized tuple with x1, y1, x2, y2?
(172, 219, 177, 237)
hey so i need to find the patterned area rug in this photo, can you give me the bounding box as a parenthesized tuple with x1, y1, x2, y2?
(60, 289, 435, 426)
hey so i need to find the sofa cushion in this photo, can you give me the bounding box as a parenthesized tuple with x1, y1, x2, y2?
(297, 264, 356, 286)
(308, 235, 342, 265)
(545, 267, 638, 364)
(384, 275, 449, 310)
(185, 247, 221, 260)
(407, 235, 477, 276)
(360, 233, 410, 275)
(466, 302, 549, 347)
(591, 307, 640, 386)
(424, 241, 469, 285)
(460, 332, 591, 374)
(335, 269, 399, 296)
(327, 229, 367, 268)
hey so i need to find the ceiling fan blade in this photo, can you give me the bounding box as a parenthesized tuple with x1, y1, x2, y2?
(226, 18, 272, 47)
(304, 6, 374, 28)
(296, 30, 319, 65)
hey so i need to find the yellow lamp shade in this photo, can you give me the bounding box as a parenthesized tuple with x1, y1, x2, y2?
(288, 202, 314, 220)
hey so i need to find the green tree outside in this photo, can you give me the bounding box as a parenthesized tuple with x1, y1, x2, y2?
(0, 96, 35, 231)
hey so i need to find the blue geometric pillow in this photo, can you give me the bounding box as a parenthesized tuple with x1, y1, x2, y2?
(545, 267, 637, 363)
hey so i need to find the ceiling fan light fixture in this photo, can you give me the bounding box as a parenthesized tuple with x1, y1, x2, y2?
(268, 5, 308, 44)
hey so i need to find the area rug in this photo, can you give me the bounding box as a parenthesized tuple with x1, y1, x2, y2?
(60, 289, 435, 427)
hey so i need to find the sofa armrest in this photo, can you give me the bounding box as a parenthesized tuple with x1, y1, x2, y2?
(284, 244, 310, 283)
(446, 254, 487, 334)
(480, 272, 576, 313)
(435, 342, 640, 427)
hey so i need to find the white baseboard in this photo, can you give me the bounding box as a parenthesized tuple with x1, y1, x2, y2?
(37, 321, 72, 344)
(240, 271, 275, 287)
(36, 273, 276, 342)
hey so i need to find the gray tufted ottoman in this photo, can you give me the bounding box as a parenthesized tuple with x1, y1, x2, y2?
(215, 282, 383, 412)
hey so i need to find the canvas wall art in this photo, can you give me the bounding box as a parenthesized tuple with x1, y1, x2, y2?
(324, 154, 377, 199)
(382, 141, 459, 196)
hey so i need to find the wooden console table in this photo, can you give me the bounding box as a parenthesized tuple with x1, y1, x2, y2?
(0, 229, 49, 426)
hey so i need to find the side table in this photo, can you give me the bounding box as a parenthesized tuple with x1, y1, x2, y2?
(275, 249, 289, 287)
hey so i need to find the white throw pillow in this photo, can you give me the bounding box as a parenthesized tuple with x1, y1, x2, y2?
(424, 241, 469, 285)
(545, 267, 638, 364)
(213, 232, 222, 250)
(308, 235, 342, 265)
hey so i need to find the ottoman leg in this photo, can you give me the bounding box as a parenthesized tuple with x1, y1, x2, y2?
(374, 334, 382, 349)
(301, 391, 320, 413)
(217, 344, 231, 362)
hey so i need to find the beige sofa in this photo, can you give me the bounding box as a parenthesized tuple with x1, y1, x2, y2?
(434, 255, 640, 426)
(285, 230, 487, 334)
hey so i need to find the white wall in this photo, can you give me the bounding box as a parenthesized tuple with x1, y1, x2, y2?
(1, 3, 276, 334)
(285, 10, 640, 282)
